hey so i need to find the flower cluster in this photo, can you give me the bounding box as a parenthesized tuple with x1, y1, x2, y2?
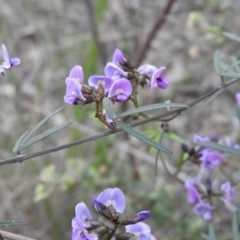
(0, 44, 20, 75)
(72, 188, 152, 240)
(64, 49, 169, 129)
(182, 135, 237, 220)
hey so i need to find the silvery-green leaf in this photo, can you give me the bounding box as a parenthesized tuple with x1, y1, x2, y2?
(222, 71, 240, 78)
(17, 122, 72, 151)
(103, 98, 114, 119)
(115, 103, 188, 119)
(0, 221, 26, 228)
(231, 56, 240, 72)
(197, 141, 240, 156)
(12, 130, 30, 153)
(236, 107, 240, 123)
(115, 120, 172, 154)
(208, 224, 216, 240)
(223, 32, 240, 43)
(232, 211, 239, 240)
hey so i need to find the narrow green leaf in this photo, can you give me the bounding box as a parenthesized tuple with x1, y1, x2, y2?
(103, 98, 114, 119)
(150, 132, 161, 153)
(20, 107, 64, 145)
(17, 122, 72, 151)
(115, 103, 188, 119)
(223, 32, 240, 43)
(232, 211, 239, 240)
(115, 120, 172, 154)
(214, 50, 221, 74)
(231, 56, 240, 72)
(164, 131, 185, 143)
(208, 223, 216, 240)
(12, 130, 30, 153)
(0, 221, 26, 228)
(196, 141, 240, 156)
(222, 71, 240, 78)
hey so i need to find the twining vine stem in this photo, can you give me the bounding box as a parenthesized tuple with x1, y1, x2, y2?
(0, 78, 239, 166)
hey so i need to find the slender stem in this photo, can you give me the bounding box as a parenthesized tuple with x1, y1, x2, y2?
(0, 78, 239, 166)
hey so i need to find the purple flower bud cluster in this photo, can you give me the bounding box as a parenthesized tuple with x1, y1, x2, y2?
(183, 135, 237, 220)
(0, 44, 20, 75)
(72, 188, 152, 240)
(64, 49, 169, 128)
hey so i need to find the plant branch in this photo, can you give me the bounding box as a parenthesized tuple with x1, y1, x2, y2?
(134, 0, 177, 67)
(0, 78, 239, 166)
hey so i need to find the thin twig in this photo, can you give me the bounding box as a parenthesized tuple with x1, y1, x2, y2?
(0, 78, 239, 166)
(84, 0, 107, 65)
(0, 230, 36, 240)
(134, 0, 177, 67)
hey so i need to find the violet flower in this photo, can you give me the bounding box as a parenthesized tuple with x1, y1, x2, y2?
(88, 75, 114, 92)
(108, 78, 132, 102)
(185, 177, 201, 204)
(150, 66, 169, 89)
(199, 149, 223, 170)
(93, 188, 126, 214)
(193, 134, 210, 143)
(64, 65, 86, 105)
(72, 202, 98, 240)
(236, 92, 240, 106)
(125, 222, 151, 240)
(221, 181, 235, 202)
(0, 44, 20, 73)
(112, 49, 126, 66)
(194, 202, 214, 220)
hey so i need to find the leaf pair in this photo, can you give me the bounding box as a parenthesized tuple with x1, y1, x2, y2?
(13, 108, 72, 153)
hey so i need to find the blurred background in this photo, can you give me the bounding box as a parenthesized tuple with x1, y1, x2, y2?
(0, 0, 240, 239)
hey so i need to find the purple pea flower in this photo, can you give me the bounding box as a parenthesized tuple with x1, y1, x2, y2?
(108, 78, 132, 102)
(150, 66, 169, 89)
(125, 222, 151, 240)
(185, 177, 201, 204)
(199, 149, 223, 170)
(236, 92, 240, 106)
(194, 202, 214, 220)
(112, 49, 126, 66)
(0, 44, 20, 74)
(64, 66, 86, 105)
(104, 62, 127, 80)
(88, 75, 114, 92)
(72, 202, 98, 240)
(137, 211, 151, 222)
(221, 181, 235, 202)
(93, 188, 126, 214)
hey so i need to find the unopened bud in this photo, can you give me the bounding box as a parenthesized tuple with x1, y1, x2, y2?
(94, 200, 113, 220)
(181, 143, 189, 153)
(94, 226, 109, 238)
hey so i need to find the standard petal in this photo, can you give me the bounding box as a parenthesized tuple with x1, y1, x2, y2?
(75, 202, 93, 227)
(10, 58, 21, 67)
(108, 78, 132, 100)
(138, 64, 157, 75)
(96, 188, 126, 213)
(104, 62, 127, 78)
(126, 222, 151, 240)
(88, 75, 114, 91)
(69, 65, 84, 83)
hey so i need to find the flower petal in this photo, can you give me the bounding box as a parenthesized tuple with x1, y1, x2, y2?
(10, 58, 21, 67)
(126, 222, 151, 240)
(75, 202, 93, 227)
(112, 49, 126, 65)
(2, 44, 9, 62)
(108, 78, 132, 101)
(137, 210, 150, 221)
(150, 66, 166, 89)
(104, 62, 127, 78)
(96, 188, 126, 213)
(138, 64, 157, 75)
(88, 75, 114, 92)
(236, 92, 240, 106)
(69, 65, 84, 83)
